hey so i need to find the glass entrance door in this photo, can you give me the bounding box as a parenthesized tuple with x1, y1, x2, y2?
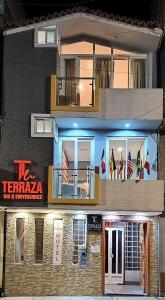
(58, 137, 94, 199)
(106, 227, 124, 284)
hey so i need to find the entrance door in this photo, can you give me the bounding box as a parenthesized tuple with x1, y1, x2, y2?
(105, 227, 124, 284)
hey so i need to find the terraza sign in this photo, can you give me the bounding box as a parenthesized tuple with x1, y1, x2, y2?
(2, 160, 43, 200)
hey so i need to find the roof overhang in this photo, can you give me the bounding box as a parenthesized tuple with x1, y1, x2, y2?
(4, 13, 163, 52)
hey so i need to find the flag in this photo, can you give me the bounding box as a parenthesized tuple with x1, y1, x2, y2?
(136, 150, 141, 176)
(109, 148, 116, 175)
(101, 149, 106, 174)
(127, 151, 133, 179)
(144, 150, 150, 175)
(118, 151, 123, 175)
(151, 153, 157, 172)
(139, 160, 144, 179)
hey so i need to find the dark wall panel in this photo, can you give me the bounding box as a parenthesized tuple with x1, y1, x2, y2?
(0, 29, 56, 206)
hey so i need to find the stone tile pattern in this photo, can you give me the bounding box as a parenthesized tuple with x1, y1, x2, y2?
(5, 213, 158, 296)
(0, 211, 4, 289)
(149, 217, 159, 296)
(5, 213, 102, 296)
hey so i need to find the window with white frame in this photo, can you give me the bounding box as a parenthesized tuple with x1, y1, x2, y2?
(31, 114, 55, 138)
(60, 42, 147, 89)
(108, 137, 146, 180)
(15, 218, 25, 263)
(35, 25, 60, 47)
(72, 219, 87, 264)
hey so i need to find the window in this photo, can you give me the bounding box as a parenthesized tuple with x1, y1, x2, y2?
(34, 218, 44, 263)
(108, 137, 146, 180)
(31, 114, 56, 138)
(60, 41, 147, 89)
(35, 26, 60, 47)
(36, 119, 52, 133)
(72, 219, 87, 264)
(125, 222, 140, 271)
(15, 218, 24, 263)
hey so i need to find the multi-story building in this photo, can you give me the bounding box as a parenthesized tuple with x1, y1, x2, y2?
(0, 7, 164, 297)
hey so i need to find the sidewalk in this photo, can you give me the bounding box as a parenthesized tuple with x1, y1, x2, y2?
(1, 297, 165, 300)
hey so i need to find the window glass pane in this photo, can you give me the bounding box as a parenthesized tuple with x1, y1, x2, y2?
(36, 119, 44, 133)
(96, 59, 111, 88)
(61, 42, 93, 55)
(44, 119, 52, 133)
(127, 138, 145, 179)
(113, 59, 128, 88)
(113, 48, 137, 55)
(47, 31, 55, 43)
(109, 139, 126, 180)
(95, 44, 111, 55)
(38, 31, 46, 44)
(15, 218, 24, 263)
(73, 219, 86, 264)
(35, 218, 44, 263)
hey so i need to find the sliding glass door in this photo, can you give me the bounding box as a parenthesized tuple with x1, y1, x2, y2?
(57, 137, 95, 199)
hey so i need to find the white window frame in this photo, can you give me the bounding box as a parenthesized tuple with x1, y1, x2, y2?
(34, 25, 60, 48)
(72, 217, 87, 265)
(31, 113, 56, 138)
(106, 136, 147, 180)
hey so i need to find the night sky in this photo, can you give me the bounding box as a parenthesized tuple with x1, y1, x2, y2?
(14, 0, 154, 21)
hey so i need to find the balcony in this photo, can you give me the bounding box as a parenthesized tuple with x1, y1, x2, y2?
(50, 75, 163, 127)
(51, 75, 99, 112)
(99, 179, 164, 213)
(48, 166, 99, 205)
(48, 165, 164, 212)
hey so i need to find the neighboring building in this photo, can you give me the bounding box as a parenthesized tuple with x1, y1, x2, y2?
(150, 0, 165, 296)
(0, 8, 164, 297)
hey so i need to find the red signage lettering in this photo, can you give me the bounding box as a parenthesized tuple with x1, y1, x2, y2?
(1, 160, 43, 201)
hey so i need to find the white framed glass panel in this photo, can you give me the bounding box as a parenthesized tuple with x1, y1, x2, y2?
(36, 119, 44, 133)
(108, 137, 146, 180)
(113, 58, 129, 88)
(72, 219, 87, 264)
(38, 31, 46, 44)
(44, 119, 53, 133)
(61, 42, 93, 55)
(47, 31, 55, 43)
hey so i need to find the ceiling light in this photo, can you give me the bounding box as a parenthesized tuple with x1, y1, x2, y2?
(125, 123, 130, 128)
(73, 123, 78, 128)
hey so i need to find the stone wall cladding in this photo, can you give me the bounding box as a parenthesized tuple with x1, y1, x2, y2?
(5, 213, 159, 296)
(149, 217, 159, 296)
(5, 212, 102, 296)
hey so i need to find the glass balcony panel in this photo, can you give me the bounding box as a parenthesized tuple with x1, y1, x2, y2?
(57, 78, 95, 107)
(54, 168, 94, 199)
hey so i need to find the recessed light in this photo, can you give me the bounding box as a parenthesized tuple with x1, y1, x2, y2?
(125, 123, 130, 128)
(73, 123, 78, 128)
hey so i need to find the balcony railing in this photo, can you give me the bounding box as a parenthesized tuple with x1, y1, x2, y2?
(53, 167, 95, 199)
(57, 77, 95, 107)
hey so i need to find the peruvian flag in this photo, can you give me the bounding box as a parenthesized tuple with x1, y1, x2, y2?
(144, 150, 150, 175)
(101, 149, 106, 174)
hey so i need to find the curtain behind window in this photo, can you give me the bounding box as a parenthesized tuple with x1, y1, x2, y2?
(129, 59, 145, 88)
(96, 59, 111, 88)
(65, 59, 78, 105)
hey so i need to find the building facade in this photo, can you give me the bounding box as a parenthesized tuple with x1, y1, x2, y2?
(0, 9, 164, 297)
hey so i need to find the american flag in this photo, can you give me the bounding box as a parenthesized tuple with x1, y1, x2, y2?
(127, 151, 133, 178)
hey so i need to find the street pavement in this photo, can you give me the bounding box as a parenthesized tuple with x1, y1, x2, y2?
(1, 297, 165, 300)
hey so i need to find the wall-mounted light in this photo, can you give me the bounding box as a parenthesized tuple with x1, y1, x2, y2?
(73, 123, 78, 128)
(125, 123, 130, 128)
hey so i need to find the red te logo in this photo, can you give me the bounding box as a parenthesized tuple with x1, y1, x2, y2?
(14, 160, 35, 181)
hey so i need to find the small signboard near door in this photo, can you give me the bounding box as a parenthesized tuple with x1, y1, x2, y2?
(87, 215, 102, 231)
